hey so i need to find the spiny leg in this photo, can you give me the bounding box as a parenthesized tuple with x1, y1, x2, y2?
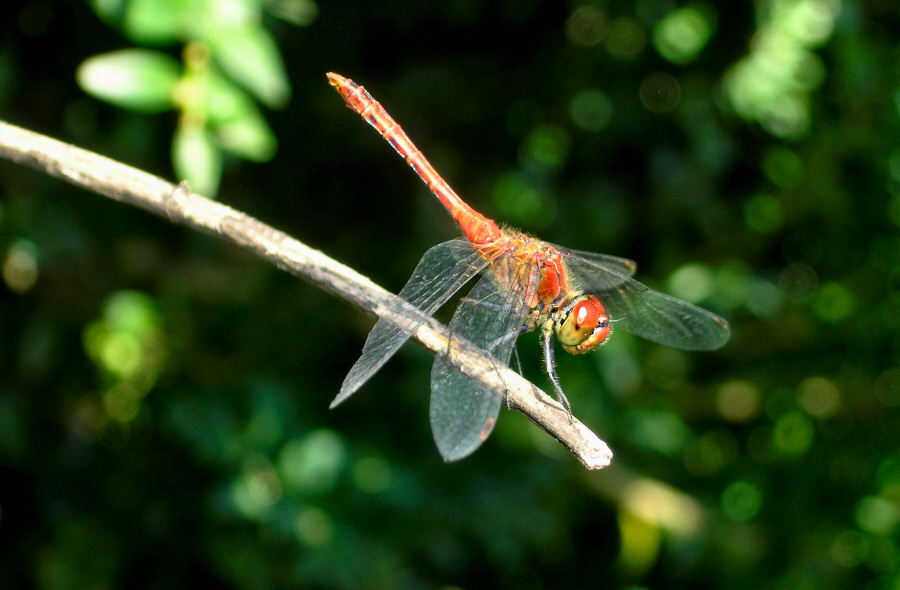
(506, 344, 524, 410)
(542, 321, 572, 419)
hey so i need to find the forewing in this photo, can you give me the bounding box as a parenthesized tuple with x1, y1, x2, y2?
(430, 262, 533, 461)
(549, 242, 638, 278)
(333, 239, 489, 407)
(564, 255, 730, 350)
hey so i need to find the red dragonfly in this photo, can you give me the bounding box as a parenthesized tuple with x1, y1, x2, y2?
(327, 72, 730, 461)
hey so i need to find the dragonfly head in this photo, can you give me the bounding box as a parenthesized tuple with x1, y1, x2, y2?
(556, 295, 611, 354)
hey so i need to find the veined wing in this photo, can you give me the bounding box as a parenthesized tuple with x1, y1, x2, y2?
(551, 243, 638, 278)
(430, 258, 534, 461)
(564, 255, 730, 350)
(333, 239, 489, 407)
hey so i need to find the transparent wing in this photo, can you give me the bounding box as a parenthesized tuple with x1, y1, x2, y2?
(563, 253, 730, 350)
(430, 259, 534, 461)
(548, 242, 638, 278)
(333, 239, 489, 407)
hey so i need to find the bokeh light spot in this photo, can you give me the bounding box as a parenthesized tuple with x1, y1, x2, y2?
(352, 456, 392, 494)
(231, 457, 281, 519)
(716, 380, 761, 422)
(570, 88, 613, 131)
(744, 193, 784, 233)
(781, 0, 838, 46)
(565, 6, 608, 47)
(713, 262, 752, 309)
(105, 291, 159, 331)
(778, 262, 818, 302)
(830, 529, 870, 568)
(667, 263, 713, 303)
(3, 239, 39, 294)
(762, 148, 805, 189)
(746, 278, 785, 319)
(811, 282, 856, 322)
(653, 6, 714, 65)
(103, 383, 141, 423)
(773, 411, 814, 456)
(295, 507, 334, 546)
(855, 496, 900, 536)
(606, 17, 646, 60)
(683, 430, 739, 477)
(519, 124, 570, 172)
(242, 385, 288, 451)
(723, 0, 837, 138)
(798, 376, 840, 417)
(82, 290, 164, 423)
(764, 94, 811, 138)
(639, 72, 681, 113)
(721, 480, 763, 522)
(99, 331, 143, 379)
(278, 430, 345, 494)
(620, 475, 706, 536)
(616, 508, 661, 575)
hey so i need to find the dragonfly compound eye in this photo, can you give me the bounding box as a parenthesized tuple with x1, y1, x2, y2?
(557, 295, 611, 354)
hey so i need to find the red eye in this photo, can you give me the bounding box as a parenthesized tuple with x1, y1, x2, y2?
(573, 299, 600, 328)
(557, 295, 611, 354)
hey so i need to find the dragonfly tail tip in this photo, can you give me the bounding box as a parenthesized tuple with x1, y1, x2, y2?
(326, 72, 347, 89)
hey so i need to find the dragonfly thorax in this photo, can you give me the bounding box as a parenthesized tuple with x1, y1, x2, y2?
(556, 294, 611, 355)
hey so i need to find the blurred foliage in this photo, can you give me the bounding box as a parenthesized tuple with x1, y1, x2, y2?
(77, 0, 317, 195)
(1, 0, 900, 588)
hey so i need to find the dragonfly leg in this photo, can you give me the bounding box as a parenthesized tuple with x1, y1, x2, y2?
(486, 327, 525, 356)
(484, 328, 526, 409)
(506, 344, 524, 409)
(476, 327, 528, 411)
(511, 344, 523, 375)
(542, 322, 572, 420)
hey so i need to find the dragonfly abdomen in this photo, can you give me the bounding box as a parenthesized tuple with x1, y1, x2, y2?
(327, 73, 502, 246)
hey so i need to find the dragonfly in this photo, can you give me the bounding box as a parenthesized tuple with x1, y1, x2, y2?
(327, 72, 730, 461)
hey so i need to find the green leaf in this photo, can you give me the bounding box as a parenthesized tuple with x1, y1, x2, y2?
(124, 0, 192, 44)
(173, 124, 222, 197)
(217, 109, 277, 162)
(76, 49, 181, 113)
(207, 25, 291, 108)
(202, 73, 277, 161)
(204, 71, 257, 124)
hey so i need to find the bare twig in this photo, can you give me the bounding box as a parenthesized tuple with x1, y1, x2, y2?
(0, 119, 613, 469)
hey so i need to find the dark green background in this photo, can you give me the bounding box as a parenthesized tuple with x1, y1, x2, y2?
(1, 1, 899, 588)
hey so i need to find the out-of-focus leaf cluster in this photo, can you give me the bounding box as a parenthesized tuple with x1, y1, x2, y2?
(77, 0, 317, 195)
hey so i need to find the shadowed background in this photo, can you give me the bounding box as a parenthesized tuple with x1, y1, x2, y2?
(1, 1, 898, 588)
